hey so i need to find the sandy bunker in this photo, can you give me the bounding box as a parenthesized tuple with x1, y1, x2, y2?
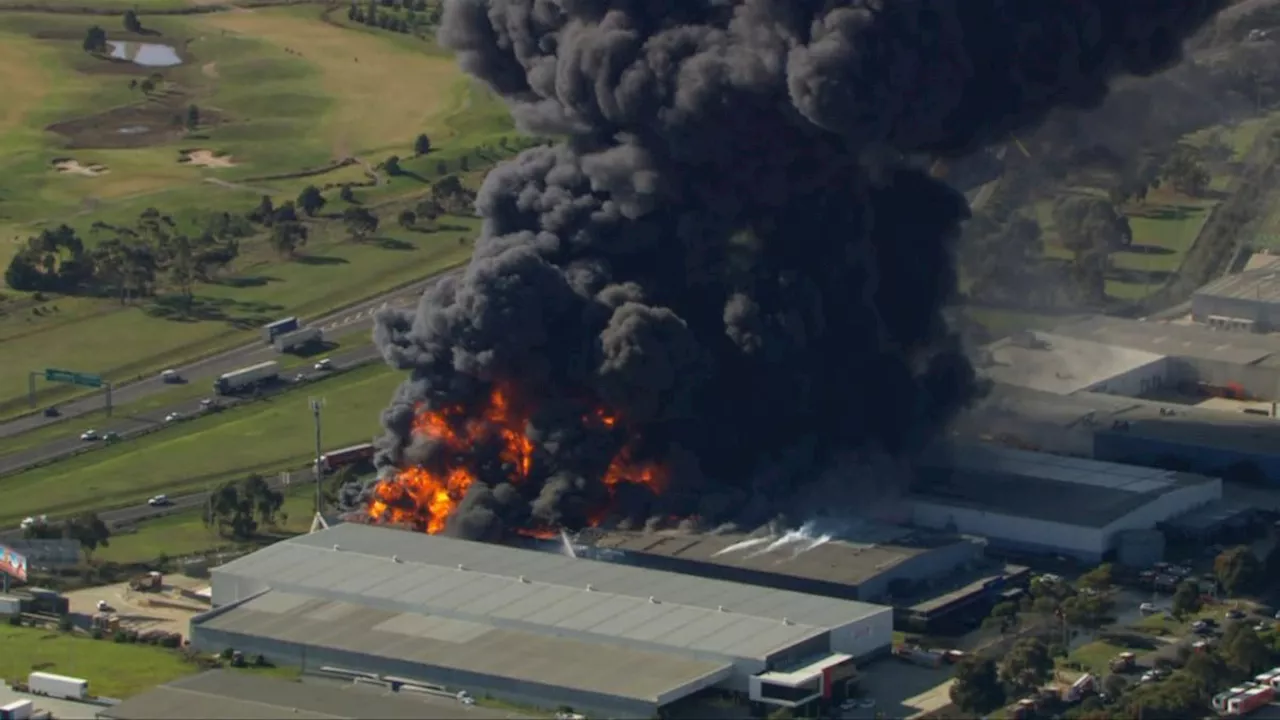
(179, 149, 235, 167)
(52, 159, 108, 177)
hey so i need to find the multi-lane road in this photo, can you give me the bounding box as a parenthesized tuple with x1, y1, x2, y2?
(0, 270, 459, 529)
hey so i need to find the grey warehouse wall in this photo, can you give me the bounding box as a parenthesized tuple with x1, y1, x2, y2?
(854, 541, 983, 603)
(1192, 294, 1280, 331)
(190, 626, 660, 719)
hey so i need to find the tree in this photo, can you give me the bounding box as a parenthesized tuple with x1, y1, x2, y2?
(1061, 591, 1113, 630)
(272, 201, 299, 225)
(139, 76, 156, 95)
(982, 600, 1020, 633)
(950, 656, 1005, 714)
(1215, 546, 1263, 597)
(269, 222, 308, 258)
(122, 9, 142, 33)
(164, 234, 196, 306)
(240, 473, 284, 526)
(1162, 145, 1211, 197)
(1001, 637, 1054, 696)
(248, 195, 276, 225)
(83, 26, 108, 54)
(383, 155, 402, 176)
(342, 207, 379, 241)
(1077, 563, 1115, 592)
(339, 186, 357, 203)
(296, 185, 326, 217)
(185, 104, 200, 131)
(413, 133, 431, 156)
(1172, 580, 1203, 618)
(64, 512, 111, 562)
(1101, 673, 1128, 700)
(1221, 623, 1274, 676)
(397, 209, 416, 229)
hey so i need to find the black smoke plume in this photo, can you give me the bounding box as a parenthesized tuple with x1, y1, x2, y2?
(368, 0, 1225, 540)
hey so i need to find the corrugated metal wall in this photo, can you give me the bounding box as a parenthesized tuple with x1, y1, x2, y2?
(189, 625, 659, 719)
(1095, 432, 1280, 481)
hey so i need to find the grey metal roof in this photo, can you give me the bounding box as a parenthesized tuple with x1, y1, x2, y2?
(1195, 268, 1280, 303)
(214, 525, 888, 662)
(197, 591, 732, 704)
(1050, 315, 1280, 366)
(99, 670, 531, 720)
(586, 528, 973, 588)
(913, 445, 1217, 527)
(979, 331, 1166, 394)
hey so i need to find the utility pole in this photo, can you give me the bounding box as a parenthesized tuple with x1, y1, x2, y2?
(309, 397, 325, 517)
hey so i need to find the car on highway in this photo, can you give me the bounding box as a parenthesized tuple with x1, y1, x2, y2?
(43, 406, 59, 418)
(314, 358, 333, 371)
(103, 431, 120, 443)
(80, 429, 99, 441)
(164, 412, 182, 423)
(161, 369, 182, 383)
(147, 495, 171, 507)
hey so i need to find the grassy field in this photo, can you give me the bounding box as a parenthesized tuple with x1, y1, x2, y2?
(1063, 639, 1132, 675)
(0, 361, 401, 526)
(0, 325, 374, 458)
(0, 4, 517, 416)
(96, 485, 317, 564)
(0, 624, 199, 697)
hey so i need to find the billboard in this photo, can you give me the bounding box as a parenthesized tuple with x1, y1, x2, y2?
(0, 543, 28, 582)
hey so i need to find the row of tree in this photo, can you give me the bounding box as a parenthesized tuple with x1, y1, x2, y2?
(21, 512, 112, 562)
(203, 474, 286, 540)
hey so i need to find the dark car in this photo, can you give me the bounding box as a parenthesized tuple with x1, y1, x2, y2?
(43, 406, 59, 417)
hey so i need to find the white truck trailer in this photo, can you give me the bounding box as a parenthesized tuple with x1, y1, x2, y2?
(27, 672, 87, 700)
(212, 361, 280, 395)
(0, 699, 33, 720)
(273, 326, 322, 353)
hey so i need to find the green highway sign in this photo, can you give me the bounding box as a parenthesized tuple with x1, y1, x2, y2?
(44, 368, 103, 388)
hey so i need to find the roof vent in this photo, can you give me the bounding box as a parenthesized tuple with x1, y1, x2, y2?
(648, 596, 659, 604)
(332, 545, 341, 551)
(585, 584, 594, 591)
(518, 575, 529, 583)
(391, 555, 400, 563)
(457, 564, 467, 571)
(782, 617, 792, 625)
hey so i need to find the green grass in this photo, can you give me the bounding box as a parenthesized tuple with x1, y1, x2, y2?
(0, 325, 374, 457)
(97, 485, 317, 564)
(0, 361, 401, 526)
(1064, 640, 1132, 675)
(0, 624, 198, 698)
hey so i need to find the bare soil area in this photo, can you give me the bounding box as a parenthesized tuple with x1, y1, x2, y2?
(51, 158, 108, 176)
(179, 149, 235, 167)
(64, 578, 208, 637)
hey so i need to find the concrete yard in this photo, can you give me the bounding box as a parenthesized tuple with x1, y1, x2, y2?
(63, 578, 208, 636)
(0, 682, 103, 720)
(847, 659, 955, 719)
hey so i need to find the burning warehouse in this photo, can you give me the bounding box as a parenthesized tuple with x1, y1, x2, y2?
(196, 524, 889, 718)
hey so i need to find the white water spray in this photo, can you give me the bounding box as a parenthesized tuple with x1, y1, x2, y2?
(711, 536, 772, 557)
(559, 529, 577, 559)
(744, 523, 817, 559)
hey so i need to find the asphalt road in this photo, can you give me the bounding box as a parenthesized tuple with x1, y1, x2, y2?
(0, 270, 458, 441)
(0, 344, 383, 476)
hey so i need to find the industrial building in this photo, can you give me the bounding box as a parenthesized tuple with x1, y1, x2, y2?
(911, 444, 1222, 563)
(195, 523, 892, 719)
(1192, 268, 1280, 331)
(97, 671, 531, 720)
(575, 526, 1028, 633)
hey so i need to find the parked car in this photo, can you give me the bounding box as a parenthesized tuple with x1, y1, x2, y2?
(1226, 609, 1246, 621)
(1140, 602, 1158, 615)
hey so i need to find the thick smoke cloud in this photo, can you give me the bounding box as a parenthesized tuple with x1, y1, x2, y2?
(368, 0, 1225, 539)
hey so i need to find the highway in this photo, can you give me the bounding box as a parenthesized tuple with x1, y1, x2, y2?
(0, 270, 457, 440)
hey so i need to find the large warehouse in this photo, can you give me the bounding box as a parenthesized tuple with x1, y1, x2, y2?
(911, 444, 1222, 562)
(1192, 268, 1280, 331)
(196, 523, 892, 719)
(576, 525, 984, 605)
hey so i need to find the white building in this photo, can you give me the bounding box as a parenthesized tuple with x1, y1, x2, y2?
(911, 445, 1222, 562)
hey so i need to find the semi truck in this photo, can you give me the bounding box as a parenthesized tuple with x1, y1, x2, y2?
(27, 672, 87, 700)
(1225, 685, 1274, 716)
(273, 326, 322, 353)
(321, 442, 376, 473)
(262, 317, 300, 344)
(0, 700, 33, 720)
(213, 361, 280, 395)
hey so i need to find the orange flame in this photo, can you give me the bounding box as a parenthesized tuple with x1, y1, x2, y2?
(368, 387, 665, 535)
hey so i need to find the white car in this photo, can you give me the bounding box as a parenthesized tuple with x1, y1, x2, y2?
(314, 358, 333, 371)
(160, 369, 181, 383)
(1140, 602, 1158, 615)
(80, 429, 99, 441)
(96, 600, 111, 612)
(148, 495, 170, 507)
(164, 412, 182, 423)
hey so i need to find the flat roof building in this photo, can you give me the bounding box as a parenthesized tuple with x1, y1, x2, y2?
(1193, 268, 1280, 332)
(912, 444, 1221, 562)
(980, 331, 1166, 395)
(197, 524, 892, 718)
(97, 670, 530, 720)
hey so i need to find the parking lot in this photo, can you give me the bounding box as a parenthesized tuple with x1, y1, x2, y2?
(844, 659, 955, 719)
(63, 577, 208, 636)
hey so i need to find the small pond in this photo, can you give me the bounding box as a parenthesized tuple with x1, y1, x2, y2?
(108, 42, 182, 68)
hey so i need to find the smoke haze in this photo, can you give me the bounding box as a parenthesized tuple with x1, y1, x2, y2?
(368, 0, 1225, 540)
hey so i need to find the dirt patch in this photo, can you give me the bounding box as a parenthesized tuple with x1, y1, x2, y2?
(179, 148, 235, 167)
(51, 158, 108, 176)
(46, 101, 224, 149)
(201, 60, 219, 78)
